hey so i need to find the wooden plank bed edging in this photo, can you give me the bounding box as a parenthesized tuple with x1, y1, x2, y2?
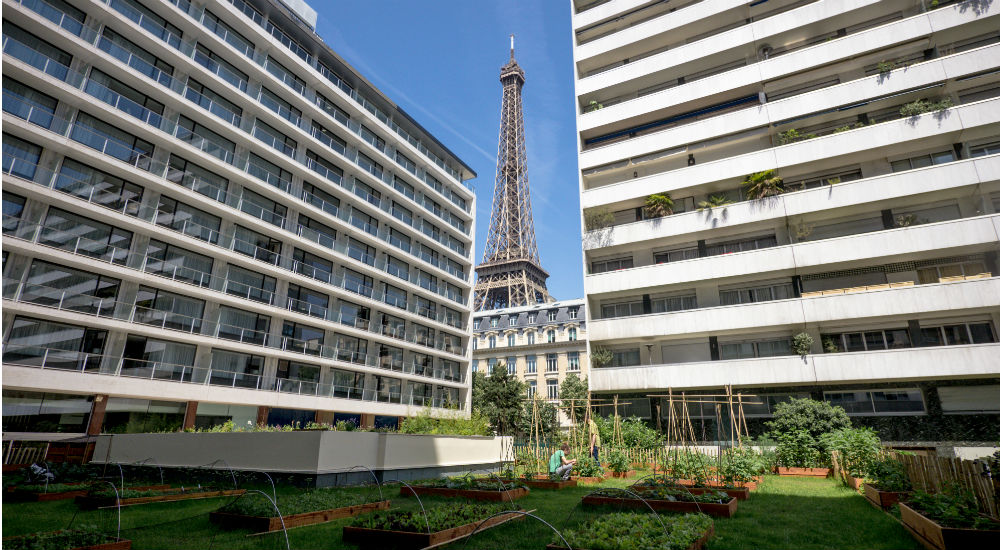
(76, 489, 246, 510)
(399, 485, 529, 501)
(209, 500, 391, 532)
(342, 508, 526, 550)
(544, 523, 715, 550)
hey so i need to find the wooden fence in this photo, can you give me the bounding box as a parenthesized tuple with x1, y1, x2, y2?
(892, 452, 998, 520)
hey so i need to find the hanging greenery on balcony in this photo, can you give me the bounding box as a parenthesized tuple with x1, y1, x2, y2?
(741, 169, 784, 200)
(643, 193, 674, 218)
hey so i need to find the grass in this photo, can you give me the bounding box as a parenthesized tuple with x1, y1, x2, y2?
(1, 474, 919, 549)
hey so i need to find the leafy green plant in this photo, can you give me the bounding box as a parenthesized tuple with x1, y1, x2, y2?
(399, 407, 491, 436)
(720, 447, 767, 484)
(792, 332, 814, 356)
(220, 489, 361, 517)
(13, 482, 88, 494)
(907, 483, 1000, 529)
(605, 450, 630, 474)
(591, 346, 613, 368)
(866, 455, 912, 492)
(776, 128, 817, 145)
(644, 193, 674, 217)
(741, 169, 784, 200)
(767, 397, 850, 468)
(628, 486, 731, 503)
(775, 430, 825, 468)
(4, 526, 116, 550)
(697, 194, 733, 210)
(823, 337, 840, 353)
(575, 456, 603, 477)
(584, 208, 615, 231)
(593, 416, 663, 448)
(556, 512, 713, 550)
(833, 122, 866, 133)
(585, 100, 604, 113)
(821, 427, 882, 477)
(877, 60, 895, 74)
(351, 503, 509, 532)
(899, 97, 954, 117)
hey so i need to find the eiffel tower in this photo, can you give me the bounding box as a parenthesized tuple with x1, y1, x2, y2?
(474, 37, 553, 311)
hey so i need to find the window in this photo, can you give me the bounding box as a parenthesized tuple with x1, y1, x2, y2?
(234, 226, 281, 265)
(3, 78, 58, 129)
(176, 115, 235, 163)
(298, 214, 337, 250)
(259, 86, 301, 125)
(185, 78, 242, 126)
(203, 9, 255, 57)
(602, 300, 644, 319)
(921, 322, 996, 346)
(347, 237, 376, 266)
(705, 235, 777, 256)
(144, 239, 213, 286)
(111, 0, 182, 48)
(41, 208, 132, 265)
(315, 93, 350, 126)
(824, 389, 925, 415)
(528, 313, 537, 324)
(275, 360, 320, 390)
(97, 27, 173, 81)
(2, 193, 26, 235)
(133, 286, 204, 332)
(891, 150, 956, 172)
(3, 316, 106, 371)
(155, 196, 221, 243)
(194, 43, 248, 91)
(822, 329, 910, 353)
(71, 112, 156, 168)
(86, 68, 164, 126)
(382, 282, 406, 308)
(395, 151, 416, 174)
(264, 56, 305, 94)
(509, 315, 518, 326)
(301, 181, 340, 216)
(250, 153, 292, 191)
(719, 339, 793, 360)
(569, 308, 578, 320)
(547, 330, 556, 343)
(121, 335, 195, 378)
(471, 359, 479, 373)
(970, 141, 1000, 158)
(548, 310, 558, 322)
(526, 356, 537, 373)
(507, 334, 516, 347)
(507, 358, 516, 375)
(546, 353, 558, 372)
(611, 349, 641, 367)
(359, 125, 385, 151)
(287, 284, 329, 319)
(568, 352, 580, 371)
(569, 328, 577, 341)
(2, 391, 92, 433)
(527, 332, 536, 345)
(591, 257, 633, 273)
(654, 247, 700, 264)
(217, 307, 270, 345)
(331, 368, 364, 399)
(488, 336, 496, 348)
(167, 155, 229, 202)
(239, 188, 287, 228)
(547, 379, 559, 400)
(281, 321, 325, 355)
(56, 158, 143, 215)
(380, 313, 404, 338)
(253, 119, 296, 157)
(528, 381, 537, 399)
(209, 349, 263, 388)
(334, 333, 368, 364)
(3, 134, 42, 180)
(22, 261, 120, 317)
(720, 282, 795, 306)
(917, 261, 989, 284)
(225, 265, 276, 304)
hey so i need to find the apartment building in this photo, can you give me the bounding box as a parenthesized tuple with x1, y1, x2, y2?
(472, 299, 588, 424)
(1, 0, 477, 436)
(572, 0, 1000, 442)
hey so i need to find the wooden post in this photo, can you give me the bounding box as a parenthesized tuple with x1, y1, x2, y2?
(256, 406, 270, 426)
(87, 394, 109, 435)
(182, 401, 199, 431)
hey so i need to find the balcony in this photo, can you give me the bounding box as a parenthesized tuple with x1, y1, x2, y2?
(589, 342, 1000, 392)
(588, 276, 1000, 340)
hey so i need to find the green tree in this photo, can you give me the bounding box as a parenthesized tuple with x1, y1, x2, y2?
(517, 397, 559, 443)
(560, 374, 589, 423)
(767, 397, 851, 466)
(471, 363, 526, 435)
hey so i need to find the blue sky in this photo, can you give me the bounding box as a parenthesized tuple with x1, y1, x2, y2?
(312, 0, 585, 300)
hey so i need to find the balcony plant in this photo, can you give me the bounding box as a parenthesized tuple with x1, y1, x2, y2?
(776, 128, 816, 145)
(823, 337, 841, 353)
(877, 60, 896, 75)
(697, 194, 733, 211)
(585, 100, 604, 113)
(591, 347, 613, 368)
(792, 332, 814, 356)
(899, 97, 954, 117)
(584, 208, 615, 231)
(644, 193, 674, 218)
(741, 170, 784, 200)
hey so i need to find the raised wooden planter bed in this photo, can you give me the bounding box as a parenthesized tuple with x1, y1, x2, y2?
(523, 478, 577, 490)
(1, 535, 131, 550)
(210, 500, 390, 532)
(632, 481, 750, 501)
(76, 489, 245, 510)
(571, 476, 605, 484)
(399, 485, 529, 501)
(342, 508, 524, 549)
(864, 484, 909, 510)
(899, 502, 1000, 550)
(844, 475, 864, 490)
(582, 494, 738, 518)
(609, 470, 637, 479)
(545, 524, 715, 550)
(9, 484, 170, 503)
(776, 467, 831, 477)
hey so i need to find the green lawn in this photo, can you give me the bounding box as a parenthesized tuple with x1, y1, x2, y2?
(2, 475, 919, 549)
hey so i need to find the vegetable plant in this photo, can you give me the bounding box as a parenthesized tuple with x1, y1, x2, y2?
(555, 512, 713, 550)
(219, 488, 362, 517)
(907, 483, 1000, 530)
(4, 526, 116, 550)
(866, 455, 912, 492)
(350, 503, 509, 532)
(606, 450, 630, 475)
(575, 456, 603, 477)
(820, 427, 881, 477)
(720, 447, 766, 485)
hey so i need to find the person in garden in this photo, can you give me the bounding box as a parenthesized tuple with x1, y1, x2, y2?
(549, 443, 576, 480)
(588, 414, 601, 464)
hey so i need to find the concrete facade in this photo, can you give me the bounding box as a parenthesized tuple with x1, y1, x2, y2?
(570, 0, 1000, 441)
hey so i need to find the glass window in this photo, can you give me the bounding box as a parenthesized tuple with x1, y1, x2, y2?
(185, 78, 242, 126)
(203, 9, 254, 57)
(506, 358, 516, 375)
(22, 260, 120, 317)
(298, 214, 337, 250)
(311, 121, 346, 153)
(240, 188, 287, 228)
(110, 0, 182, 48)
(527, 332, 535, 345)
(547, 379, 559, 400)
(155, 195, 221, 243)
(568, 352, 580, 370)
(315, 92, 349, 126)
(144, 239, 213, 286)
(287, 283, 329, 318)
(177, 115, 235, 163)
(209, 349, 263, 388)
(121, 334, 195, 379)
(2, 390, 91, 433)
(526, 355, 537, 373)
(3, 316, 106, 371)
(334, 333, 368, 364)
(193, 42, 247, 91)
(331, 368, 364, 399)
(342, 268, 373, 297)
(3, 77, 58, 129)
(264, 56, 305, 94)
(86, 68, 164, 126)
(547, 330, 556, 343)
(133, 285, 204, 333)
(253, 118, 296, 157)
(970, 323, 997, 343)
(97, 27, 173, 81)
(234, 225, 282, 265)
(225, 265, 275, 304)
(3, 23, 73, 79)
(507, 334, 516, 347)
(382, 282, 406, 308)
(56, 158, 144, 215)
(167, 155, 229, 202)
(546, 353, 558, 372)
(71, 112, 155, 167)
(41, 207, 133, 265)
(217, 306, 270, 345)
(3, 133, 42, 180)
(301, 181, 340, 216)
(527, 381, 536, 398)
(2, 192, 26, 234)
(281, 321, 325, 355)
(306, 150, 343, 184)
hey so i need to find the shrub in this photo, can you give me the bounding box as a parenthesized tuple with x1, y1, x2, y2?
(697, 194, 733, 210)
(741, 169, 784, 200)
(399, 407, 491, 436)
(877, 60, 895, 74)
(644, 193, 674, 217)
(866, 455, 912, 492)
(899, 97, 954, 117)
(590, 347, 613, 368)
(823, 337, 840, 353)
(792, 332, 814, 356)
(584, 208, 615, 231)
(605, 449, 630, 474)
(821, 427, 882, 477)
(767, 397, 850, 467)
(776, 128, 817, 145)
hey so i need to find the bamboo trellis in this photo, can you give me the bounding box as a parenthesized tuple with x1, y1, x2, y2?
(892, 451, 998, 520)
